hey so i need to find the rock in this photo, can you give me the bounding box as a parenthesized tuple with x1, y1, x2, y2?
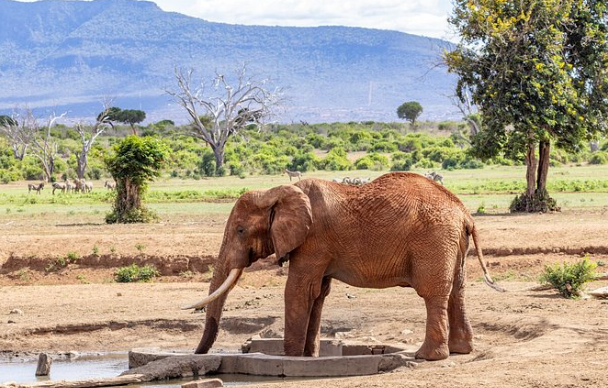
(121, 355, 222, 380)
(36, 353, 52, 376)
(182, 378, 223, 388)
(67, 351, 79, 359)
(259, 328, 282, 339)
(9, 309, 24, 315)
(588, 286, 608, 299)
(7, 320, 16, 324)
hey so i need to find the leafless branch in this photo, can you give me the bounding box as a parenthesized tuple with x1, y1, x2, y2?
(167, 64, 284, 172)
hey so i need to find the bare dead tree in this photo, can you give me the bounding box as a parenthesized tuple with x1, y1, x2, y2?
(74, 103, 115, 179)
(28, 110, 67, 182)
(0, 110, 34, 160)
(167, 65, 283, 174)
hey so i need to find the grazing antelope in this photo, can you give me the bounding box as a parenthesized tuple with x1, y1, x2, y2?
(284, 169, 302, 182)
(104, 180, 116, 190)
(424, 171, 444, 185)
(52, 182, 66, 195)
(27, 183, 44, 194)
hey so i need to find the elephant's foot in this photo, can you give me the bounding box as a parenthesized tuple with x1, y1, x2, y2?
(415, 342, 449, 361)
(448, 338, 473, 354)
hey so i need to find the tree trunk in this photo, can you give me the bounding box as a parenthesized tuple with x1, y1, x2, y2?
(212, 145, 225, 176)
(511, 140, 558, 213)
(525, 142, 537, 197)
(116, 178, 141, 214)
(130, 124, 138, 136)
(76, 151, 88, 179)
(536, 140, 550, 194)
(42, 163, 52, 182)
(12, 144, 27, 161)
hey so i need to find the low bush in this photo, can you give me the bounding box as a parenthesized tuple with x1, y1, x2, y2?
(589, 152, 608, 165)
(539, 258, 597, 298)
(114, 264, 160, 283)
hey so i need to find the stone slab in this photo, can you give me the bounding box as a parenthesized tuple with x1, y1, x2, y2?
(128, 340, 416, 378)
(242, 338, 342, 357)
(181, 378, 224, 388)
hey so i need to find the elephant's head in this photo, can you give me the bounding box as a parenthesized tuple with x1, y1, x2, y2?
(185, 184, 313, 354)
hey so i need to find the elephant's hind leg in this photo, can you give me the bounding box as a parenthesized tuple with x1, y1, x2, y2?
(415, 294, 450, 361)
(304, 277, 332, 357)
(447, 273, 473, 354)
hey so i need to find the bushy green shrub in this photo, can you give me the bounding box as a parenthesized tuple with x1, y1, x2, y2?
(290, 152, 322, 172)
(322, 148, 352, 171)
(371, 141, 398, 153)
(589, 152, 608, 165)
(354, 153, 389, 170)
(539, 258, 597, 298)
(415, 158, 436, 169)
(114, 264, 160, 283)
(198, 150, 217, 177)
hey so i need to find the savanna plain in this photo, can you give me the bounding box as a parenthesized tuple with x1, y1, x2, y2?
(1, 166, 608, 388)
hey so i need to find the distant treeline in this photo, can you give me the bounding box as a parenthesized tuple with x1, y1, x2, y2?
(1, 120, 606, 183)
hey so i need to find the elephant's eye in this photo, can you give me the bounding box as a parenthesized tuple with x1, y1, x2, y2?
(237, 226, 246, 235)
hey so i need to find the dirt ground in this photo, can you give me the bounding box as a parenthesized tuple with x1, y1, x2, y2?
(1, 209, 608, 387)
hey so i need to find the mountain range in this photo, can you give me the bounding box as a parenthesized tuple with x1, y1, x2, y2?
(0, 0, 458, 123)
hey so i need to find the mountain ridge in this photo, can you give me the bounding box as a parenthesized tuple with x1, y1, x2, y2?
(0, 0, 458, 122)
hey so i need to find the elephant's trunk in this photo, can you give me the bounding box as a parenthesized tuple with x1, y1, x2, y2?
(193, 260, 242, 354)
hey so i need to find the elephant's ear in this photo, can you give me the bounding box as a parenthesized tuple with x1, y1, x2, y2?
(254, 185, 312, 260)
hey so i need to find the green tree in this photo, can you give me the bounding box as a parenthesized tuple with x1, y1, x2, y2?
(118, 109, 146, 135)
(445, 0, 608, 212)
(105, 108, 146, 135)
(105, 136, 168, 223)
(397, 101, 423, 126)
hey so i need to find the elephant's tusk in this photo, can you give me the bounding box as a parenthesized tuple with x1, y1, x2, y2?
(181, 268, 243, 310)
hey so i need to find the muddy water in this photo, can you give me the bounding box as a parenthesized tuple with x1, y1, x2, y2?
(0, 353, 128, 384)
(0, 353, 299, 387)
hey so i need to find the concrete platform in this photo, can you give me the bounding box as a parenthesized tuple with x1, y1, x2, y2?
(128, 339, 420, 378)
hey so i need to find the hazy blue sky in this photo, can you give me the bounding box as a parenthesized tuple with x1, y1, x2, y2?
(16, 0, 455, 40)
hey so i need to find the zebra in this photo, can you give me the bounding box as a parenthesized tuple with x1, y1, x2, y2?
(52, 182, 66, 195)
(27, 183, 44, 194)
(84, 181, 93, 193)
(284, 169, 302, 182)
(424, 171, 444, 185)
(104, 180, 116, 190)
(65, 180, 73, 193)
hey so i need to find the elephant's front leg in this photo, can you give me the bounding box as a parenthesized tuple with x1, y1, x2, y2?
(416, 295, 450, 361)
(284, 267, 326, 356)
(304, 277, 332, 357)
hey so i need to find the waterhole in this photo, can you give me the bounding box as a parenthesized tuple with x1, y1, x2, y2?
(0, 353, 295, 387)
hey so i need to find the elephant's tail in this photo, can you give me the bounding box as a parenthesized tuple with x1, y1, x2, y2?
(469, 223, 506, 293)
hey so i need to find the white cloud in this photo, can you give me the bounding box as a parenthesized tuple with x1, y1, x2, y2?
(16, 0, 454, 40)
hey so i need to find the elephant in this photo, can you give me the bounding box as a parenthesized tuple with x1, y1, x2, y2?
(183, 172, 503, 361)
